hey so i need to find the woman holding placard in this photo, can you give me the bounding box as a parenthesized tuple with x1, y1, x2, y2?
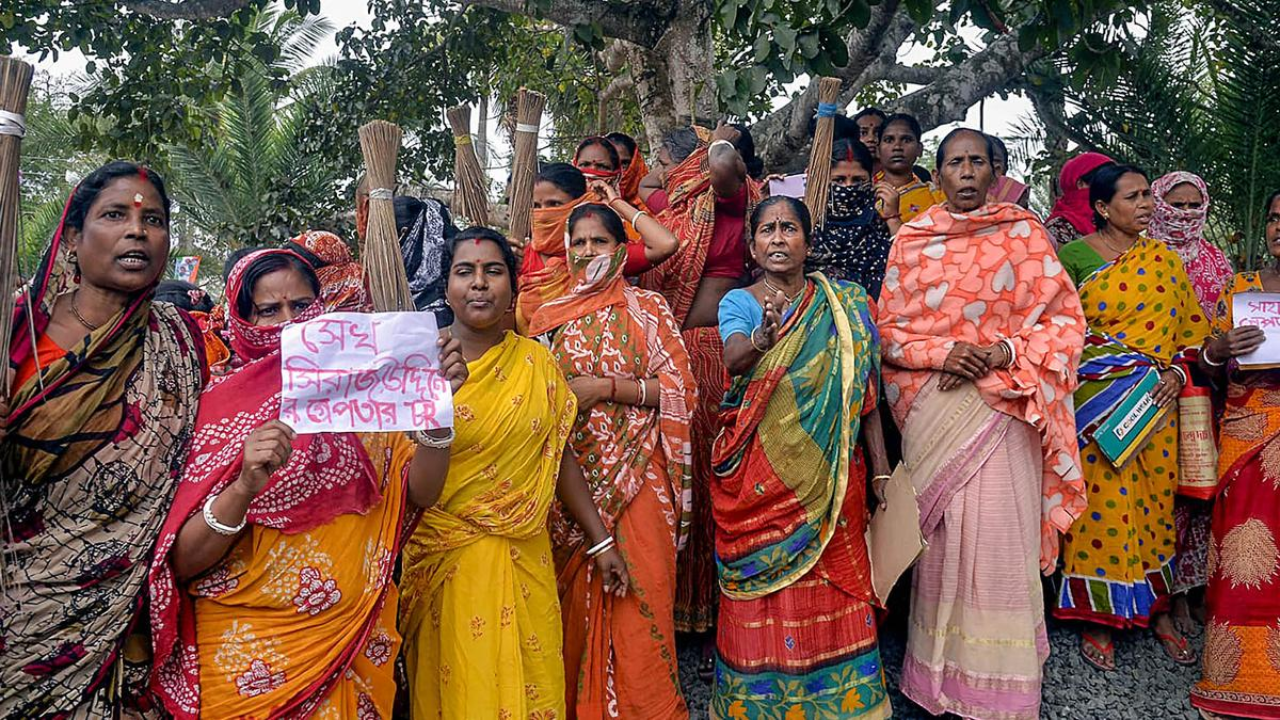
(1189, 189, 1280, 719)
(398, 227, 628, 720)
(148, 248, 469, 719)
(1056, 164, 1211, 671)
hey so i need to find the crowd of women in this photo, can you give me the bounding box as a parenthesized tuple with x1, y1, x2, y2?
(1, 102, 1278, 720)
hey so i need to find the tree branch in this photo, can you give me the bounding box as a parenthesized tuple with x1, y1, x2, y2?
(457, 0, 676, 48)
(879, 63, 945, 85)
(891, 32, 1051, 130)
(752, 0, 911, 170)
(121, 0, 252, 19)
(600, 74, 633, 103)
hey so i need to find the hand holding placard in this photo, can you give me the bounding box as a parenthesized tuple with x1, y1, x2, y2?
(1232, 292, 1280, 368)
(279, 312, 455, 433)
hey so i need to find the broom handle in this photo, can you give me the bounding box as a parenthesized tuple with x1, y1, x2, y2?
(0, 57, 33, 399)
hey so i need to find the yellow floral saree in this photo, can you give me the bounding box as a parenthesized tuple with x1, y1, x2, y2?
(399, 332, 577, 720)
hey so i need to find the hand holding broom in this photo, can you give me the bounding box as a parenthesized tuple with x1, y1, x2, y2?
(0, 56, 33, 401)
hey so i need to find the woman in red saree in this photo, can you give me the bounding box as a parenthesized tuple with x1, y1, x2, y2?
(639, 125, 762, 657)
(529, 203, 696, 719)
(149, 248, 468, 719)
(1190, 189, 1280, 719)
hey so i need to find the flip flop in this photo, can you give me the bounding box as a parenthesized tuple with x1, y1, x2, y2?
(1080, 632, 1116, 672)
(1155, 629, 1200, 666)
(697, 654, 716, 682)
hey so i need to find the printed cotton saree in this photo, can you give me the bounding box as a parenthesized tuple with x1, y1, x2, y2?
(878, 203, 1086, 719)
(0, 192, 205, 719)
(1056, 235, 1210, 627)
(710, 275, 889, 720)
(399, 332, 577, 720)
(534, 246, 696, 719)
(150, 249, 407, 719)
(1190, 272, 1280, 719)
(640, 130, 761, 634)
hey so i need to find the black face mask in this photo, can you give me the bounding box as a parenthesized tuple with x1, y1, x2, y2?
(828, 181, 878, 222)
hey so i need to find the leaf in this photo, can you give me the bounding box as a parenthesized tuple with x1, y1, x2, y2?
(774, 24, 798, 55)
(753, 34, 772, 63)
(798, 31, 820, 59)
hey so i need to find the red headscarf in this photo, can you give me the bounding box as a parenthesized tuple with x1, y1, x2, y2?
(1046, 152, 1115, 236)
(149, 248, 381, 718)
(573, 136, 623, 182)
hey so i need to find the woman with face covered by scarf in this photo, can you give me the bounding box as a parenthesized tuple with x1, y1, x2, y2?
(1149, 171, 1232, 317)
(606, 132, 650, 210)
(809, 138, 899, 299)
(394, 195, 458, 327)
(284, 230, 370, 313)
(528, 203, 695, 720)
(1147, 171, 1232, 639)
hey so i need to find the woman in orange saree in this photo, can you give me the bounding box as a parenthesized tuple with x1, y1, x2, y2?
(516, 163, 676, 333)
(529, 204, 696, 719)
(1190, 190, 1280, 719)
(606, 132, 649, 210)
(640, 125, 762, 654)
(149, 248, 468, 719)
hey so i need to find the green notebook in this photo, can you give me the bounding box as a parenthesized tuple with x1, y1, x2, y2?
(1094, 367, 1170, 468)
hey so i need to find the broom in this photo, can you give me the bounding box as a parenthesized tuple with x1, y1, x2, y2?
(802, 77, 843, 230)
(0, 57, 32, 398)
(506, 88, 544, 245)
(446, 104, 491, 226)
(358, 120, 414, 312)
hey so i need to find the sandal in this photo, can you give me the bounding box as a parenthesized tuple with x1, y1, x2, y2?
(697, 654, 716, 682)
(1155, 628, 1200, 666)
(1080, 631, 1115, 672)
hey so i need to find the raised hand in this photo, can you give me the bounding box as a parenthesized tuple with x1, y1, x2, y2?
(237, 420, 296, 495)
(437, 330, 468, 393)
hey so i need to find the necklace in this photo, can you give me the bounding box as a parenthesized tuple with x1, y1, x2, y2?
(70, 291, 101, 331)
(1097, 227, 1134, 258)
(763, 276, 802, 305)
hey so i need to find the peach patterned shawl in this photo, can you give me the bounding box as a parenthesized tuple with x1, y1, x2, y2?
(877, 202, 1089, 570)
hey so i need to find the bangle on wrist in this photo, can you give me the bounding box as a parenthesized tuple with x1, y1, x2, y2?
(414, 427, 455, 448)
(637, 379, 648, 406)
(631, 209, 647, 226)
(1203, 345, 1225, 367)
(586, 536, 615, 558)
(203, 493, 247, 536)
(750, 328, 767, 353)
(1167, 365, 1188, 387)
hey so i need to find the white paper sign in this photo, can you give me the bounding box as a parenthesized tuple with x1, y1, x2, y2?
(279, 312, 454, 433)
(767, 173, 807, 199)
(1233, 292, 1280, 367)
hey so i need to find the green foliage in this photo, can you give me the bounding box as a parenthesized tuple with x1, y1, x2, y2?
(17, 76, 107, 274)
(1053, 0, 1280, 268)
(161, 7, 349, 256)
(0, 0, 324, 159)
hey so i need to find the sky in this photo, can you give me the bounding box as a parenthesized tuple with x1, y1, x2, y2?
(20, 1, 1039, 177)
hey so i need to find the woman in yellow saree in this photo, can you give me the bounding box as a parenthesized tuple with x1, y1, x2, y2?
(149, 248, 468, 719)
(399, 227, 628, 720)
(1056, 164, 1211, 671)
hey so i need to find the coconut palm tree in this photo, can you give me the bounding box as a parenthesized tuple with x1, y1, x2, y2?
(163, 5, 343, 260)
(1036, 0, 1280, 268)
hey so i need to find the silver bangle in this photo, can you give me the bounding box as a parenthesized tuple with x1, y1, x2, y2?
(585, 536, 615, 557)
(1168, 364, 1189, 386)
(203, 493, 246, 536)
(638, 379, 648, 406)
(1202, 345, 1225, 367)
(414, 427, 455, 448)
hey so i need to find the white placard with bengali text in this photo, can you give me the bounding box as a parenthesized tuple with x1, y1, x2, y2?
(279, 312, 454, 433)
(1233, 292, 1280, 367)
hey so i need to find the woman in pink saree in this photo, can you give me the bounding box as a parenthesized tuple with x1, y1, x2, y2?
(879, 130, 1087, 720)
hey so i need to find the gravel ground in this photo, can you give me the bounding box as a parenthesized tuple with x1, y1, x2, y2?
(676, 582, 1205, 719)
